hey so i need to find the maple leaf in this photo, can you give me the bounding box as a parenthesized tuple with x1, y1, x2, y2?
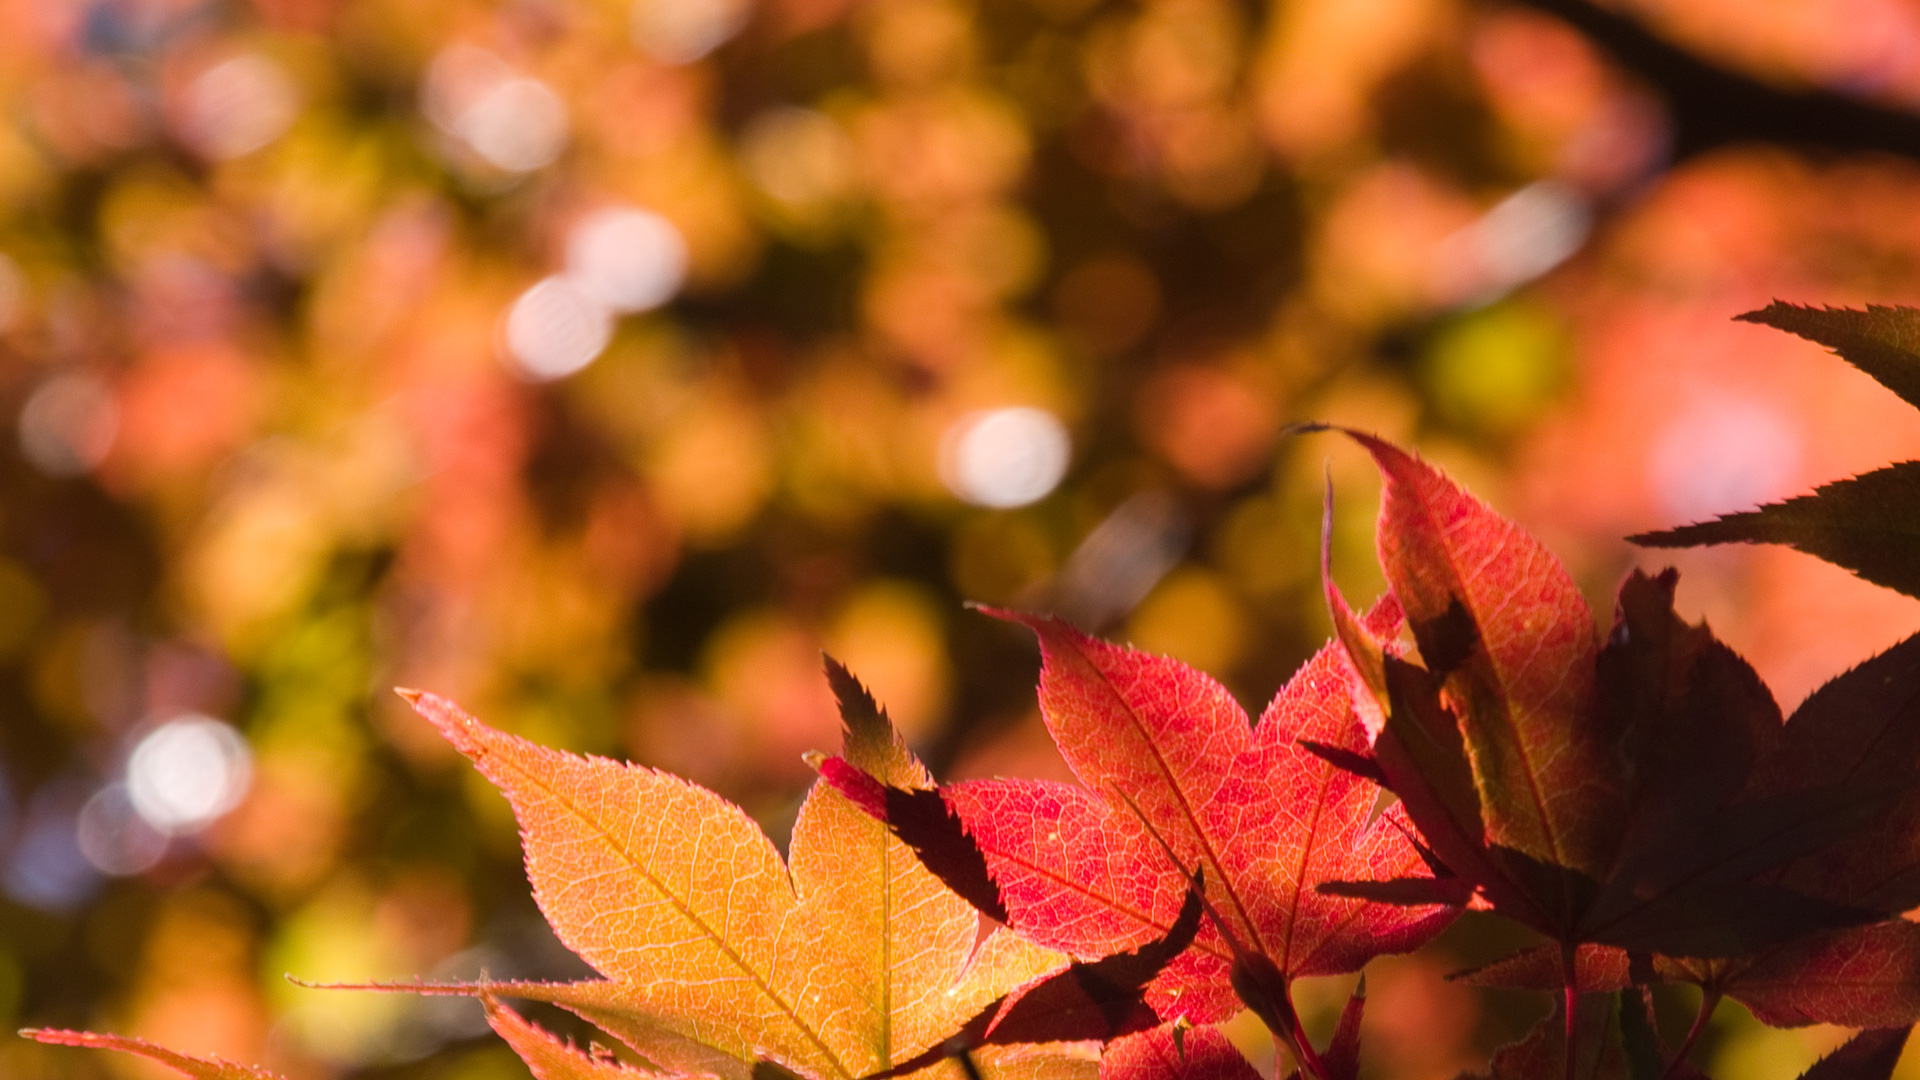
(1314, 432, 1887, 958)
(1630, 303, 1920, 599)
(1786, 1028, 1914, 1080)
(1459, 918, 1920, 1032)
(822, 596, 1454, 1073)
(1102, 1025, 1261, 1080)
(384, 677, 1071, 1080)
(21, 1029, 288, 1080)
(1746, 631, 1920, 915)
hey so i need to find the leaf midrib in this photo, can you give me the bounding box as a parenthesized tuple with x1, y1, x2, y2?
(876, 807, 893, 1069)
(490, 747, 855, 1080)
(1422, 496, 1568, 872)
(983, 832, 1232, 964)
(1063, 637, 1267, 958)
(1280, 752, 1337, 971)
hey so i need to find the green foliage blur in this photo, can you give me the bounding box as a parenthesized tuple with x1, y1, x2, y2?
(3, 0, 1920, 1076)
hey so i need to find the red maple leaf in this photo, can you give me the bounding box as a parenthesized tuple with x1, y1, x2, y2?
(822, 590, 1455, 1072)
(21, 1030, 289, 1080)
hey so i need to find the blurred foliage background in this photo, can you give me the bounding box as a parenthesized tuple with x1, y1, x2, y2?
(4, 0, 1920, 1076)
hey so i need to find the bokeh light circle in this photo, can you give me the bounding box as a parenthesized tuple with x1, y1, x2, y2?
(125, 715, 253, 835)
(503, 276, 616, 381)
(18, 373, 117, 477)
(565, 208, 688, 314)
(456, 76, 568, 172)
(180, 54, 299, 160)
(939, 407, 1071, 508)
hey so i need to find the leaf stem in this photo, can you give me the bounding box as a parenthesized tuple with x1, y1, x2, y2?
(1562, 943, 1578, 1080)
(1656, 990, 1720, 1080)
(1286, 984, 1330, 1080)
(1272, 1026, 1324, 1080)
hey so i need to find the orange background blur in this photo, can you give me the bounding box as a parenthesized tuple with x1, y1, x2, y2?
(2, 0, 1919, 1076)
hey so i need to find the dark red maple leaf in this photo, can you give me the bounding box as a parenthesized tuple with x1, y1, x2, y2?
(1459, 918, 1920, 1034)
(1312, 430, 1894, 961)
(1469, 988, 1910, 1080)
(1444, 594, 1920, 1041)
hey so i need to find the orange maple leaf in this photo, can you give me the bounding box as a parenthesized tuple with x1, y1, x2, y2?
(393, 679, 1069, 1080)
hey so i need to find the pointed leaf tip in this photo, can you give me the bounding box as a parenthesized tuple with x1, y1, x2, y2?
(398, 689, 490, 757)
(821, 654, 878, 726)
(1735, 302, 1920, 411)
(1627, 463, 1920, 600)
(1797, 1027, 1912, 1080)
(821, 654, 915, 777)
(23, 1029, 289, 1080)
(1297, 739, 1386, 786)
(1637, 304, 1920, 598)
(1319, 976, 1367, 1080)
(482, 993, 659, 1080)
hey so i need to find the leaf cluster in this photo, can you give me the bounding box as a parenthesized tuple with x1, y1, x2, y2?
(30, 305, 1920, 1080)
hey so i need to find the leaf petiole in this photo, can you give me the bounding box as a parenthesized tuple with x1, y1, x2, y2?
(1113, 786, 1331, 1080)
(1563, 943, 1578, 1080)
(1656, 989, 1720, 1080)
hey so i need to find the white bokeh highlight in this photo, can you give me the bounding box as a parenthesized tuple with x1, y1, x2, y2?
(180, 54, 299, 160)
(422, 45, 568, 173)
(501, 206, 688, 380)
(503, 276, 617, 381)
(458, 78, 568, 172)
(565, 208, 688, 313)
(940, 407, 1072, 508)
(126, 715, 253, 835)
